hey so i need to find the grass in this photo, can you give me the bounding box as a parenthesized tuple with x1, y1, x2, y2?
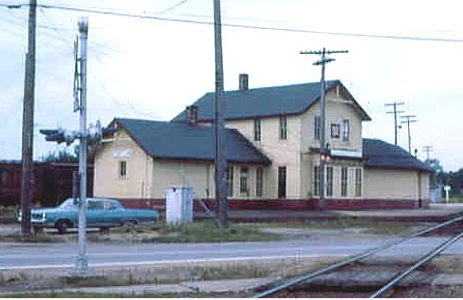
(442, 197, 463, 203)
(147, 221, 281, 243)
(0, 220, 282, 244)
(0, 231, 64, 243)
(0, 218, 425, 244)
(256, 219, 426, 235)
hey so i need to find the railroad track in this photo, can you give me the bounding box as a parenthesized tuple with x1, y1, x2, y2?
(253, 214, 463, 298)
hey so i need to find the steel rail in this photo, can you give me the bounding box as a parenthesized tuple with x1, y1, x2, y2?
(370, 231, 463, 298)
(253, 214, 463, 298)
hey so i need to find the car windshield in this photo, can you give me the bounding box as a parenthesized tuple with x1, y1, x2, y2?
(58, 199, 78, 209)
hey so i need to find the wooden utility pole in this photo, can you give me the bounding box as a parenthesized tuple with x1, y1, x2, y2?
(213, 0, 228, 228)
(20, 0, 37, 237)
(401, 115, 417, 153)
(422, 145, 433, 162)
(300, 48, 348, 211)
(385, 102, 405, 145)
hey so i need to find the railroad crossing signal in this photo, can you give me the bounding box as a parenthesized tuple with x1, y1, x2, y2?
(39, 129, 77, 145)
(39, 121, 116, 146)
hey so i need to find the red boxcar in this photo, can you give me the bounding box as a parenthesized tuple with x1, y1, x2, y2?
(0, 160, 93, 207)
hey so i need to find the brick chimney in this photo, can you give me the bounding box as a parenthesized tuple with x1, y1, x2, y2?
(186, 105, 198, 125)
(239, 73, 249, 92)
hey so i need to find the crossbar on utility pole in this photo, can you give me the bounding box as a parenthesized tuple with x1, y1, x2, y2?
(20, 0, 37, 237)
(401, 114, 417, 154)
(385, 102, 405, 145)
(300, 48, 348, 211)
(213, 0, 228, 228)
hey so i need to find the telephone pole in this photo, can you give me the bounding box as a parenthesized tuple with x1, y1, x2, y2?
(300, 48, 348, 210)
(385, 102, 405, 145)
(213, 0, 228, 228)
(422, 145, 433, 162)
(20, 0, 37, 237)
(401, 115, 417, 153)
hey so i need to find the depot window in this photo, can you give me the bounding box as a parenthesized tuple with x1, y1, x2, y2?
(119, 161, 127, 180)
(279, 115, 287, 140)
(326, 166, 333, 197)
(256, 167, 263, 197)
(341, 166, 348, 197)
(313, 166, 320, 196)
(240, 167, 249, 196)
(227, 167, 234, 197)
(254, 118, 261, 141)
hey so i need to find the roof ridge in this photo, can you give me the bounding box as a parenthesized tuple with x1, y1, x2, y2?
(171, 80, 354, 122)
(203, 79, 341, 95)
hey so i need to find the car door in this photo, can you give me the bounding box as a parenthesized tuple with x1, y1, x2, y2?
(102, 200, 122, 226)
(86, 199, 101, 227)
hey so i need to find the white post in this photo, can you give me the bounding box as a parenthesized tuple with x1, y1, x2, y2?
(444, 185, 451, 203)
(75, 17, 88, 276)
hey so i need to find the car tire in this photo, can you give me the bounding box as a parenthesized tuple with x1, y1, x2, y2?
(56, 219, 69, 234)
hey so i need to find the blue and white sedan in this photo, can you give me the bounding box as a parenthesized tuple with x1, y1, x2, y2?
(21, 197, 159, 234)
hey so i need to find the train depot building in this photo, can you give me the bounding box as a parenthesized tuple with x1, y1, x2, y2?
(93, 77, 432, 211)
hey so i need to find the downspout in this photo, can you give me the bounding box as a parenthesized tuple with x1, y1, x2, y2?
(418, 170, 422, 208)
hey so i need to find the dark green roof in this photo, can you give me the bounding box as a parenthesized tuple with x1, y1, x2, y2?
(172, 80, 371, 122)
(112, 118, 271, 165)
(363, 139, 432, 172)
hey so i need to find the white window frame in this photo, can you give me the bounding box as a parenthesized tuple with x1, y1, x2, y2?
(341, 119, 350, 142)
(239, 167, 249, 196)
(341, 166, 348, 197)
(314, 115, 321, 140)
(326, 166, 333, 197)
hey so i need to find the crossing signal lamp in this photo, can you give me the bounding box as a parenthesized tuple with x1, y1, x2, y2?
(39, 129, 78, 145)
(40, 122, 116, 146)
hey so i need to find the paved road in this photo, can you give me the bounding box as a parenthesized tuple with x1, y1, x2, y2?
(2, 236, 463, 270)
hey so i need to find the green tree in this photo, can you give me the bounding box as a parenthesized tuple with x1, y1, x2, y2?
(425, 158, 444, 173)
(41, 148, 78, 163)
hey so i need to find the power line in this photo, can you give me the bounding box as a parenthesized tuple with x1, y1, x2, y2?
(3, 3, 463, 43)
(155, 0, 191, 15)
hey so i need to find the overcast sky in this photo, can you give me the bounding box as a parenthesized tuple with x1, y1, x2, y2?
(1, 0, 462, 171)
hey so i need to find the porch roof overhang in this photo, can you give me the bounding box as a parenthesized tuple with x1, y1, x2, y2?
(307, 147, 364, 161)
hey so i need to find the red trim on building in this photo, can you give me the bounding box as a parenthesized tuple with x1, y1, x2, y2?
(117, 198, 430, 211)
